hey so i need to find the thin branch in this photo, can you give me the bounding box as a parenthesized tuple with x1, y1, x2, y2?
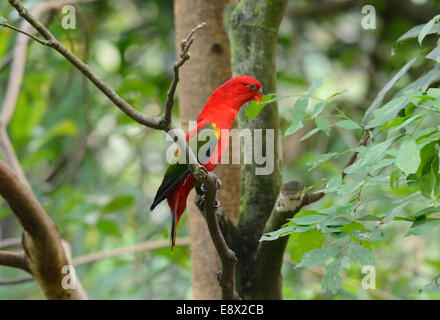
(0, 250, 29, 272)
(72, 237, 190, 266)
(0, 237, 21, 250)
(164, 22, 206, 126)
(0, 237, 191, 286)
(0, 22, 49, 45)
(7, 0, 208, 180)
(0, 276, 33, 285)
(7, 0, 204, 133)
(341, 130, 370, 179)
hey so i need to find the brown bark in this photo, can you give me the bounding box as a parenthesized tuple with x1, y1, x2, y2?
(174, 0, 238, 299)
(0, 160, 87, 299)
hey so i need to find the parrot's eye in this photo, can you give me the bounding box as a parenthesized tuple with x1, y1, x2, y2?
(247, 83, 257, 90)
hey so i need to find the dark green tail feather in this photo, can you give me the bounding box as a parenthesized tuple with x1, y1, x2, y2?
(170, 212, 177, 253)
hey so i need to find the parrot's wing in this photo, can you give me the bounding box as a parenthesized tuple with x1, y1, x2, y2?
(150, 122, 220, 211)
(150, 163, 190, 211)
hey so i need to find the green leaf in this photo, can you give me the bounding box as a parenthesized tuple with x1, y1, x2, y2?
(321, 258, 344, 294)
(352, 229, 387, 241)
(311, 102, 327, 119)
(315, 115, 331, 135)
(299, 128, 320, 141)
(307, 152, 340, 170)
(292, 96, 309, 120)
(362, 54, 420, 126)
(420, 166, 440, 201)
(383, 201, 410, 224)
(407, 217, 440, 236)
(284, 120, 304, 136)
(366, 96, 408, 128)
(418, 15, 440, 44)
(396, 22, 440, 43)
(292, 214, 329, 225)
(426, 46, 440, 61)
(335, 120, 361, 130)
(246, 94, 286, 119)
(305, 78, 323, 94)
(260, 224, 314, 242)
(348, 245, 375, 266)
(288, 229, 325, 263)
(296, 246, 343, 268)
(396, 136, 421, 175)
(361, 140, 393, 167)
(328, 89, 348, 100)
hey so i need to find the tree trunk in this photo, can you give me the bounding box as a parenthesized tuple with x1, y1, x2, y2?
(225, 0, 287, 299)
(174, 0, 239, 300)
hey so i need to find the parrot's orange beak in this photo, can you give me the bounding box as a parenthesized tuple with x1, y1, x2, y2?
(253, 88, 263, 104)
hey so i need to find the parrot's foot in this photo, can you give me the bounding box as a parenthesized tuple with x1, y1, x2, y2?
(214, 199, 221, 208)
(200, 179, 222, 193)
(197, 194, 205, 208)
(194, 166, 208, 181)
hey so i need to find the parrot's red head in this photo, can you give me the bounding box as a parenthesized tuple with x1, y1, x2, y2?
(224, 75, 263, 105)
(197, 75, 263, 127)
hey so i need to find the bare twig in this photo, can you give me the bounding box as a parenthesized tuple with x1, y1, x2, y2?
(7, 0, 204, 133)
(164, 22, 206, 126)
(0, 250, 29, 272)
(0, 276, 33, 285)
(341, 130, 371, 179)
(0, 237, 191, 286)
(0, 237, 21, 250)
(0, 22, 49, 45)
(72, 237, 190, 266)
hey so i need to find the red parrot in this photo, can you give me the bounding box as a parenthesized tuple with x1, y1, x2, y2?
(150, 75, 262, 251)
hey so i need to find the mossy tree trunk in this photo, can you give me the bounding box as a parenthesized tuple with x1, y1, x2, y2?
(225, 0, 287, 300)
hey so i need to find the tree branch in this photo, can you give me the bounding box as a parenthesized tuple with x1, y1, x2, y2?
(0, 22, 50, 45)
(253, 181, 323, 299)
(0, 160, 86, 299)
(0, 237, 21, 250)
(6, 0, 204, 133)
(0, 250, 29, 272)
(0, 237, 191, 286)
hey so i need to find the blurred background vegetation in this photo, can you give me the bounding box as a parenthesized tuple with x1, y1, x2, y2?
(0, 0, 439, 299)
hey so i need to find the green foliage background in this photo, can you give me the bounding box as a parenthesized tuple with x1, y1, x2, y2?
(1, 0, 440, 299)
